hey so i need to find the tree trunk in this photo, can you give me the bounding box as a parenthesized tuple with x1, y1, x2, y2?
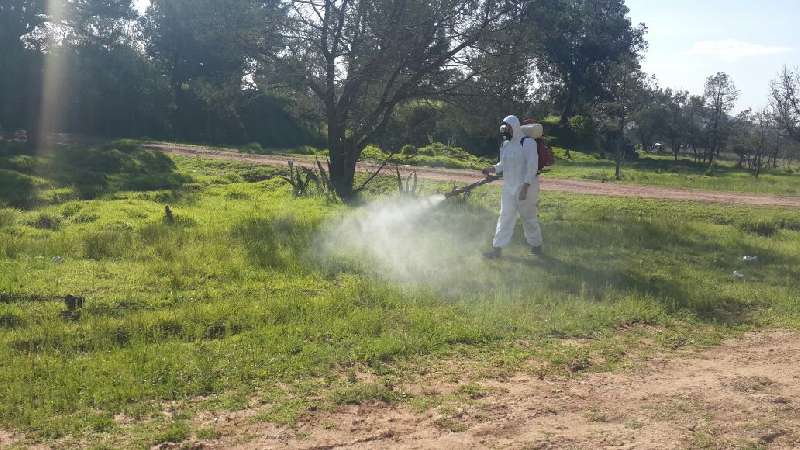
(559, 84, 577, 125)
(706, 144, 716, 169)
(616, 114, 625, 181)
(328, 141, 359, 200)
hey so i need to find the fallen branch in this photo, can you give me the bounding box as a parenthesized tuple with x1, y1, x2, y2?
(353, 149, 400, 193)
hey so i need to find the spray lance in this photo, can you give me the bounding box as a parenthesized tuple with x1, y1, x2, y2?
(443, 120, 512, 199)
(444, 175, 499, 199)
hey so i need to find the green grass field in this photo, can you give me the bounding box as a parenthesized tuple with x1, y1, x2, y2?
(2, 151, 800, 448)
(547, 148, 800, 196)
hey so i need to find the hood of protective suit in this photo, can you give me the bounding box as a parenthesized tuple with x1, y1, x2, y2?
(502, 115, 523, 143)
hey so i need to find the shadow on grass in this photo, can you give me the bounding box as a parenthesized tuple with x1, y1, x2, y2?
(1, 139, 191, 208)
(230, 215, 316, 269)
(0, 169, 39, 208)
(522, 216, 795, 325)
(422, 198, 797, 328)
(51, 140, 191, 199)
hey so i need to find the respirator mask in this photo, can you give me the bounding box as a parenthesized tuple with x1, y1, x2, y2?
(499, 123, 513, 142)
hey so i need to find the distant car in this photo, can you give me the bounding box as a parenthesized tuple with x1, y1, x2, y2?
(12, 130, 28, 142)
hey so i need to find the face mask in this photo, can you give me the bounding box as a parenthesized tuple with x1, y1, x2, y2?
(500, 123, 513, 142)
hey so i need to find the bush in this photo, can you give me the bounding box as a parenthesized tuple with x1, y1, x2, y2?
(0, 155, 38, 174)
(407, 142, 493, 169)
(0, 169, 39, 208)
(241, 142, 264, 154)
(401, 144, 417, 156)
(568, 115, 596, 142)
(360, 145, 386, 160)
(105, 139, 142, 154)
(27, 213, 61, 230)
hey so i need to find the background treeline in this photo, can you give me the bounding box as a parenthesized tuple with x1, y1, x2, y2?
(2, 1, 799, 187)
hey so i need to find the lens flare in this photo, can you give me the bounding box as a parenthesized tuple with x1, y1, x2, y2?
(35, 0, 70, 150)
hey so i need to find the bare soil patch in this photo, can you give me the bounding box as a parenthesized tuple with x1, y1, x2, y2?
(195, 331, 800, 449)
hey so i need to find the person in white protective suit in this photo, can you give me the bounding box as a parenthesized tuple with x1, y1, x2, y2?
(482, 115, 543, 259)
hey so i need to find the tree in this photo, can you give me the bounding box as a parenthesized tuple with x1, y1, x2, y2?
(702, 72, 739, 168)
(255, 0, 521, 198)
(11, 0, 140, 148)
(751, 109, 775, 178)
(685, 95, 706, 161)
(142, 0, 283, 143)
(530, 0, 647, 124)
(664, 89, 689, 161)
(0, 1, 47, 135)
(771, 66, 800, 142)
(596, 57, 647, 179)
(629, 84, 665, 153)
(730, 109, 754, 169)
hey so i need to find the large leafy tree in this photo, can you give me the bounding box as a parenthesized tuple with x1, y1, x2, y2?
(259, 0, 517, 198)
(529, 0, 647, 124)
(141, 0, 284, 142)
(7, 0, 141, 147)
(0, 1, 46, 133)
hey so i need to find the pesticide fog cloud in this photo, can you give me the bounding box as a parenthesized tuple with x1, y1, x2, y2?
(315, 195, 500, 291)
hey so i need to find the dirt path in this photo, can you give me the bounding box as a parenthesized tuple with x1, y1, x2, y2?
(148, 142, 800, 208)
(196, 331, 800, 449)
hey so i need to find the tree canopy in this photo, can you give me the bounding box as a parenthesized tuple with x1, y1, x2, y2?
(1, 0, 795, 196)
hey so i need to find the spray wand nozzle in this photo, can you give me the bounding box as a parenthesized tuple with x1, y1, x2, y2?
(444, 175, 499, 199)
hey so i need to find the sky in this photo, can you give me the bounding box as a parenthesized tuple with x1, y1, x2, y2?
(133, 0, 798, 111)
(626, 0, 799, 111)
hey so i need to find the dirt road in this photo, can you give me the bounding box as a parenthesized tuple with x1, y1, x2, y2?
(148, 142, 800, 208)
(196, 331, 800, 449)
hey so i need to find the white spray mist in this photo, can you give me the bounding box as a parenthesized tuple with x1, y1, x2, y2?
(314, 193, 497, 288)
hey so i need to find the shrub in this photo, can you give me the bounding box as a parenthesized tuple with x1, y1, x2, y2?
(0, 169, 38, 208)
(568, 115, 596, 142)
(0, 155, 38, 174)
(739, 220, 779, 237)
(27, 213, 61, 230)
(242, 142, 264, 154)
(401, 144, 417, 156)
(360, 145, 386, 160)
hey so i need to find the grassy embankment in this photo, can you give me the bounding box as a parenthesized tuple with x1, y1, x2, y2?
(1, 141, 799, 447)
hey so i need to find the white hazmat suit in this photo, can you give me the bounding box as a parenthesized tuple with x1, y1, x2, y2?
(492, 115, 543, 249)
